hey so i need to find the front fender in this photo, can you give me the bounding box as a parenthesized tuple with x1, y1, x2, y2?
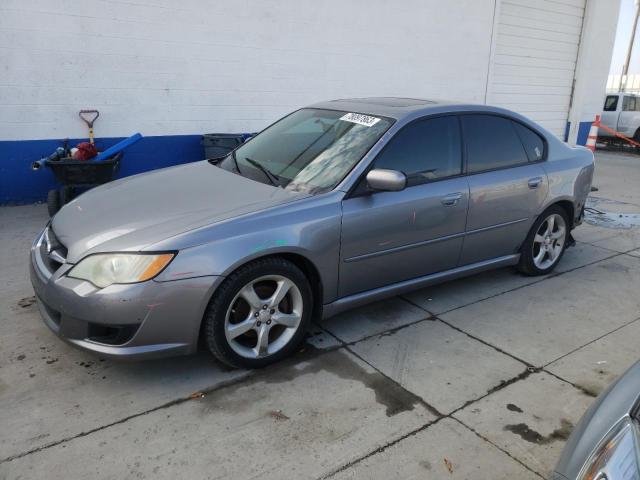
(153, 194, 343, 304)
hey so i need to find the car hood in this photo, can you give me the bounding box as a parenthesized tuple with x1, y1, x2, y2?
(52, 160, 308, 263)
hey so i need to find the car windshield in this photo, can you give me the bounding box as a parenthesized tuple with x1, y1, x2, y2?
(218, 108, 393, 194)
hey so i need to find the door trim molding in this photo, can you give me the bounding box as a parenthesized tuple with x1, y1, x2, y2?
(465, 217, 529, 236)
(343, 217, 527, 264)
(323, 253, 520, 319)
(343, 231, 465, 263)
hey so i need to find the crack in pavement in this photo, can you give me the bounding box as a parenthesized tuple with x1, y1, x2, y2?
(324, 310, 437, 347)
(541, 315, 640, 370)
(0, 372, 257, 465)
(451, 417, 546, 479)
(317, 417, 444, 479)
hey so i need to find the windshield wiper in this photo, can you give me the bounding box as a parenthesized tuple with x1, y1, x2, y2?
(244, 157, 281, 187)
(231, 150, 242, 173)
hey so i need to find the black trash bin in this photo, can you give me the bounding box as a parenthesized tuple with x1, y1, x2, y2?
(45, 153, 122, 216)
(201, 133, 246, 160)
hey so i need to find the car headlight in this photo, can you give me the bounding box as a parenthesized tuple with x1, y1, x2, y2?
(579, 417, 640, 480)
(68, 253, 175, 288)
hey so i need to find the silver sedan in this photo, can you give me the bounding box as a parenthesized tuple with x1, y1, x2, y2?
(30, 98, 594, 368)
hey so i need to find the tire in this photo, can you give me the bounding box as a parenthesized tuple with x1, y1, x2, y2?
(203, 257, 313, 368)
(518, 205, 570, 276)
(46, 189, 60, 217)
(59, 186, 74, 206)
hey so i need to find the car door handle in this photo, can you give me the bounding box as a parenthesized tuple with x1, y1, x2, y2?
(441, 192, 462, 206)
(528, 177, 543, 189)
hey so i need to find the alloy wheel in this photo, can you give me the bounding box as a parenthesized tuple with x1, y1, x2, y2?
(532, 213, 566, 270)
(224, 275, 303, 359)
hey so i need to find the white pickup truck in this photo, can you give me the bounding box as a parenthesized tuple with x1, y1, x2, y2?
(600, 93, 640, 142)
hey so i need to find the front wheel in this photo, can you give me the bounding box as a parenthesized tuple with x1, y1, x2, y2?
(203, 257, 312, 368)
(518, 206, 569, 276)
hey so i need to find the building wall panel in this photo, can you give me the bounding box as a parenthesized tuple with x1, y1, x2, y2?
(487, 0, 586, 137)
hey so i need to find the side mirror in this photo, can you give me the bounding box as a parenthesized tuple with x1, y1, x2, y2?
(366, 169, 407, 192)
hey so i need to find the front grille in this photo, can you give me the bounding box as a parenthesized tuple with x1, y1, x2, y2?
(40, 226, 68, 272)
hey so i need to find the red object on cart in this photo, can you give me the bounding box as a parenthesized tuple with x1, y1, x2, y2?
(73, 142, 98, 160)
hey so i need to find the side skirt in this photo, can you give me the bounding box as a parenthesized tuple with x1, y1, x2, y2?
(322, 254, 520, 319)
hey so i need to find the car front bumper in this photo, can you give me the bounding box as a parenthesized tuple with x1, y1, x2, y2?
(30, 228, 219, 360)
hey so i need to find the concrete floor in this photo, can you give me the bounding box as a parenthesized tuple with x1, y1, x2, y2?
(1, 150, 640, 479)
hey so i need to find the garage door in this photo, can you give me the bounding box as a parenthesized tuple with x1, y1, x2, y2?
(487, 0, 586, 138)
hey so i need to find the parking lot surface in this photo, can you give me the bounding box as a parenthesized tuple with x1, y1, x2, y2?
(1, 151, 639, 479)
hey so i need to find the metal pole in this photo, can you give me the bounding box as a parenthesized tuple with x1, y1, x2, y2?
(621, 0, 640, 91)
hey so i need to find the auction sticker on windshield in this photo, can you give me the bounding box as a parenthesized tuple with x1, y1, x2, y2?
(339, 112, 381, 127)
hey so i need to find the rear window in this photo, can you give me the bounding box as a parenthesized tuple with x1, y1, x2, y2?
(623, 96, 638, 112)
(462, 115, 528, 174)
(512, 122, 545, 162)
(604, 95, 619, 112)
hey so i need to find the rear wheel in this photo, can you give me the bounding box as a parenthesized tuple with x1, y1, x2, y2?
(203, 257, 312, 368)
(46, 189, 60, 217)
(518, 205, 569, 276)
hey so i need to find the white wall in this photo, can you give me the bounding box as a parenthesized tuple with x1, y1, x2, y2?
(486, 0, 587, 138)
(567, 0, 622, 145)
(0, 0, 496, 141)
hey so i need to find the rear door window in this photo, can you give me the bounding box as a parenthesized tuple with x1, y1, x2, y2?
(374, 116, 462, 185)
(512, 122, 545, 162)
(461, 115, 528, 174)
(623, 96, 637, 111)
(604, 95, 619, 111)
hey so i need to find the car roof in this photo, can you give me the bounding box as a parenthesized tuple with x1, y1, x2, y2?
(308, 97, 512, 121)
(308, 97, 566, 150)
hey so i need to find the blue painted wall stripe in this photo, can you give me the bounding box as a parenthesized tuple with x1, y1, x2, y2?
(1, 135, 203, 204)
(576, 121, 593, 146)
(564, 121, 594, 147)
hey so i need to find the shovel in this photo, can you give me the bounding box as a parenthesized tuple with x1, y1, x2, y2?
(79, 110, 100, 144)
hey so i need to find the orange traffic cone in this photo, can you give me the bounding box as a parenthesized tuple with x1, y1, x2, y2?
(585, 115, 600, 151)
